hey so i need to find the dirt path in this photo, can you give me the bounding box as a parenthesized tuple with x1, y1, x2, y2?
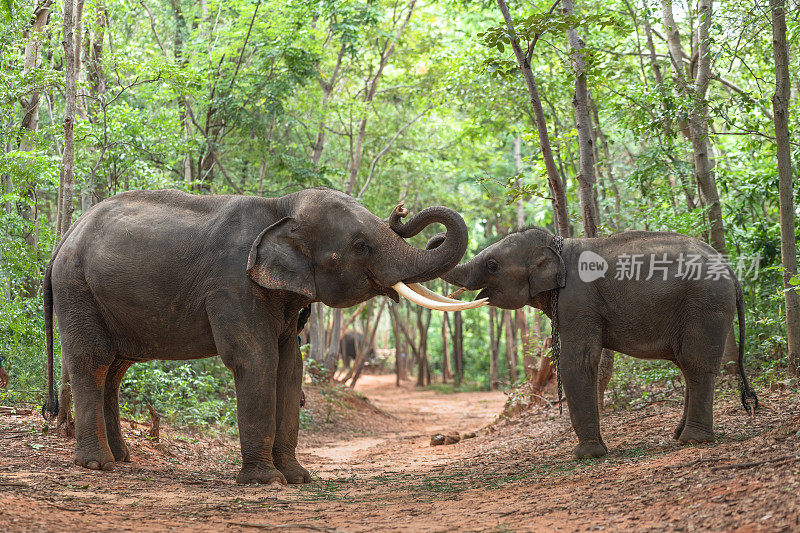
(302, 375, 505, 479)
(1, 375, 799, 532)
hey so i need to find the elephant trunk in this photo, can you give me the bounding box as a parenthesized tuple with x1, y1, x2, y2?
(425, 232, 484, 290)
(383, 205, 469, 284)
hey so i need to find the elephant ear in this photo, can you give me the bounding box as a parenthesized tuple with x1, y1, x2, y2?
(246, 217, 316, 300)
(527, 245, 566, 298)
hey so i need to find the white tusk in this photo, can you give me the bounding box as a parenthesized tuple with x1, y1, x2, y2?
(407, 282, 466, 304)
(392, 282, 488, 311)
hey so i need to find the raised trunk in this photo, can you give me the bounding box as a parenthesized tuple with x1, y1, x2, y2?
(387, 205, 468, 283)
(771, 0, 800, 376)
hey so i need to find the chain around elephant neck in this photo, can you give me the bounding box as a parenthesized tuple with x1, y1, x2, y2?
(550, 235, 564, 414)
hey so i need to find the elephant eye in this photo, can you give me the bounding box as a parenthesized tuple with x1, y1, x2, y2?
(487, 258, 499, 273)
(353, 239, 370, 255)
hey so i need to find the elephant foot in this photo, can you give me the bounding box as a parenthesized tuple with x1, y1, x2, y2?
(678, 426, 714, 445)
(236, 465, 287, 485)
(109, 440, 131, 462)
(673, 420, 686, 440)
(573, 441, 608, 459)
(74, 443, 115, 471)
(274, 456, 312, 484)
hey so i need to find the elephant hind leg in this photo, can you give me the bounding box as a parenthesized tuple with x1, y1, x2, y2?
(596, 349, 614, 411)
(676, 325, 726, 444)
(60, 311, 116, 471)
(104, 359, 134, 462)
(673, 384, 689, 440)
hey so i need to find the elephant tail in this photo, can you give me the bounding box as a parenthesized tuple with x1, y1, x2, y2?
(733, 270, 758, 414)
(42, 259, 59, 420)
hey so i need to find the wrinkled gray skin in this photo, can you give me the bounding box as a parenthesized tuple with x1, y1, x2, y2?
(340, 330, 375, 369)
(43, 188, 468, 484)
(432, 227, 757, 459)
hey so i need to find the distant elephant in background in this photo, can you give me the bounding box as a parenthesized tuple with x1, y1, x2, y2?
(43, 188, 472, 484)
(430, 227, 758, 459)
(340, 330, 376, 369)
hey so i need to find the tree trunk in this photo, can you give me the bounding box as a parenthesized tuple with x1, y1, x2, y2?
(441, 311, 451, 383)
(307, 302, 327, 378)
(16, 0, 52, 299)
(662, 0, 738, 370)
(770, 0, 800, 376)
(503, 310, 518, 383)
(58, 0, 85, 240)
(497, 0, 569, 236)
(642, 0, 664, 85)
(345, 1, 416, 195)
(513, 136, 526, 229)
(453, 311, 464, 385)
(532, 336, 554, 402)
(324, 308, 342, 378)
(415, 307, 431, 387)
(517, 309, 535, 380)
(561, 0, 599, 237)
(82, 1, 108, 210)
(348, 301, 386, 388)
(391, 307, 406, 385)
(488, 308, 499, 389)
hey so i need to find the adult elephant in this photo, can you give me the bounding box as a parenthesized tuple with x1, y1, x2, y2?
(340, 330, 375, 369)
(43, 188, 485, 484)
(428, 227, 758, 459)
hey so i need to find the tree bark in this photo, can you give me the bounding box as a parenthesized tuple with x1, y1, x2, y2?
(347, 301, 387, 388)
(16, 0, 52, 299)
(488, 308, 499, 389)
(662, 0, 738, 369)
(81, 2, 108, 211)
(770, 0, 800, 376)
(453, 311, 464, 385)
(57, 0, 85, 240)
(503, 310, 518, 383)
(561, 0, 599, 237)
(391, 307, 406, 385)
(441, 311, 451, 383)
(497, 0, 569, 236)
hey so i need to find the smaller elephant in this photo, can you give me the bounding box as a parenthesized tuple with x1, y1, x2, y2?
(431, 227, 758, 459)
(340, 330, 376, 369)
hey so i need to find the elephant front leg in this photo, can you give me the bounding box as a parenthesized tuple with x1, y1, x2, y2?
(230, 356, 285, 485)
(209, 294, 285, 485)
(272, 335, 311, 484)
(560, 331, 607, 459)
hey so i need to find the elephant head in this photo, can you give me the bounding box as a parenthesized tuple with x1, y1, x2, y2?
(247, 188, 487, 310)
(428, 226, 565, 310)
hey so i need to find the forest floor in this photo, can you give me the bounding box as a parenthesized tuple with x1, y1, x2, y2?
(1, 373, 799, 532)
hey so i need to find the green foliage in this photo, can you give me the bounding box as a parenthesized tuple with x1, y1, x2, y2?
(0, 0, 797, 434)
(119, 359, 238, 430)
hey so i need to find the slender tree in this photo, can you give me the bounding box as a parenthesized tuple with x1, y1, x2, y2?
(770, 0, 800, 376)
(561, 0, 599, 237)
(496, 0, 569, 236)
